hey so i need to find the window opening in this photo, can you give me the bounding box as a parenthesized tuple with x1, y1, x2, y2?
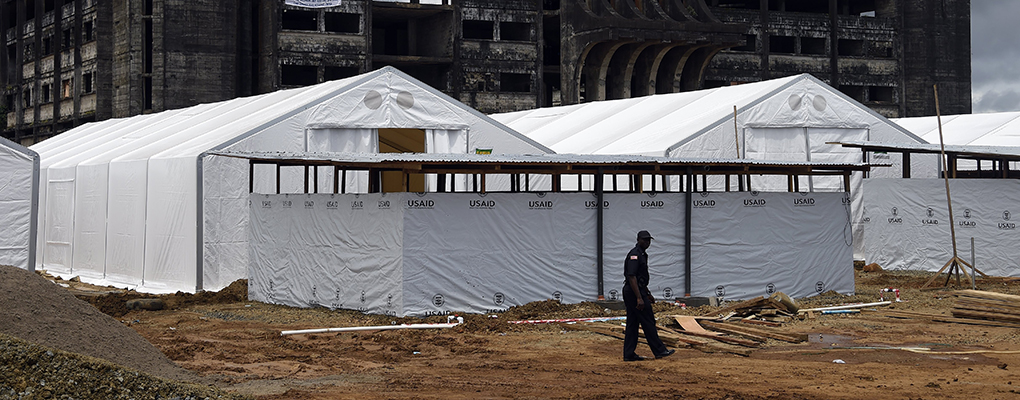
(500, 73, 531, 93)
(281, 64, 318, 86)
(731, 34, 756, 52)
(769, 36, 795, 54)
(372, 19, 409, 55)
(837, 39, 864, 56)
(83, 73, 93, 93)
(62, 79, 72, 99)
(783, 0, 828, 13)
(282, 9, 318, 31)
(839, 85, 865, 102)
(84, 21, 94, 42)
(801, 37, 826, 55)
(500, 21, 530, 41)
(869, 86, 893, 102)
(462, 20, 494, 40)
(325, 12, 360, 33)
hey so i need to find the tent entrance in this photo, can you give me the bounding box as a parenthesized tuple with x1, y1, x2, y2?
(379, 128, 426, 192)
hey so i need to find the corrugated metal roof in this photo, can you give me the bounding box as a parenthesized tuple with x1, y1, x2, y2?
(208, 150, 871, 169)
(834, 140, 1020, 159)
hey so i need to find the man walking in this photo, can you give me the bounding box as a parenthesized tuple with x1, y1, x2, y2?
(622, 230, 675, 362)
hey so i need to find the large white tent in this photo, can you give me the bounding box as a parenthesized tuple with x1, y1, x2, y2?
(491, 74, 936, 258)
(893, 111, 1020, 146)
(851, 112, 1020, 276)
(0, 136, 39, 270)
(31, 66, 551, 293)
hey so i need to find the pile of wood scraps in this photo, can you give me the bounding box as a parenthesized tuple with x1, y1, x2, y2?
(559, 313, 806, 357)
(706, 294, 799, 324)
(946, 290, 1020, 328)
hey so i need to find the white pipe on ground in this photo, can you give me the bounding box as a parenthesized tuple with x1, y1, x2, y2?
(799, 301, 891, 313)
(281, 320, 461, 336)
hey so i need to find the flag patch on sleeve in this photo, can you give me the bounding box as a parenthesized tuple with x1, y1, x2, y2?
(630, 255, 638, 260)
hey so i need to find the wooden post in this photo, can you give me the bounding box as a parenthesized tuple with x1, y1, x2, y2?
(922, 84, 986, 288)
(248, 161, 254, 193)
(733, 105, 741, 158)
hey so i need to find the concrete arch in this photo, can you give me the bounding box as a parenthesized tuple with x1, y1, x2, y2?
(656, 45, 699, 94)
(632, 43, 683, 96)
(609, 41, 658, 99)
(580, 40, 633, 102)
(679, 46, 726, 91)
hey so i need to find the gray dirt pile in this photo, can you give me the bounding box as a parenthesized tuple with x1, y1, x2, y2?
(0, 264, 248, 399)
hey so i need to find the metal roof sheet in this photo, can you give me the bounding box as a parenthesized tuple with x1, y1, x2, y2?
(833, 140, 1020, 159)
(208, 150, 871, 169)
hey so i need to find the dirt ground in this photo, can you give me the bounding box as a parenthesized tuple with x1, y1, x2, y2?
(8, 266, 1020, 399)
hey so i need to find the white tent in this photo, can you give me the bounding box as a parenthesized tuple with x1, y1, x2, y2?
(853, 112, 1020, 276)
(893, 111, 1020, 146)
(31, 66, 551, 293)
(893, 111, 1020, 171)
(0, 136, 39, 270)
(492, 73, 936, 258)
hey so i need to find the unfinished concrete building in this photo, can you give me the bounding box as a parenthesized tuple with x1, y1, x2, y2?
(3, 0, 970, 145)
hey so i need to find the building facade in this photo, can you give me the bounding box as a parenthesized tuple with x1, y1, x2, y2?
(2, 0, 971, 145)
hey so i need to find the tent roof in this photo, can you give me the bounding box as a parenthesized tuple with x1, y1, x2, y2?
(0, 135, 39, 162)
(892, 111, 1020, 146)
(491, 74, 919, 156)
(31, 66, 549, 163)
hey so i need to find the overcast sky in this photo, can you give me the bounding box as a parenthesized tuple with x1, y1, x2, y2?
(971, 1, 1020, 113)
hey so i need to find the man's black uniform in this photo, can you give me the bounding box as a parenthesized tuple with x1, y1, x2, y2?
(622, 230, 673, 361)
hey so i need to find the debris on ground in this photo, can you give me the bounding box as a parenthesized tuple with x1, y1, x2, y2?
(949, 289, 1020, 328)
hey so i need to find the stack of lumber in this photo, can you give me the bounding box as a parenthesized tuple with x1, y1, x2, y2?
(559, 313, 806, 357)
(947, 290, 1020, 328)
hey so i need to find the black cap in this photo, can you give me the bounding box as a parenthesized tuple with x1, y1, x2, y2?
(637, 230, 654, 240)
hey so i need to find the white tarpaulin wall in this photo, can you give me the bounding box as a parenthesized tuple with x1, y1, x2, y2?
(249, 191, 853, 316)
(690, 192, 854, 300)
(0, 137, 39, 270)
(863, 179, 1020, 277)
(31, 66, 550, 294)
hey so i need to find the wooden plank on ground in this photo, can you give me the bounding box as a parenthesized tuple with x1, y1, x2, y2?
(877, 310, 942, 319)
(955, 290, 1020, 303)
(955, 299, 1020, 315)
(700, 320, 807, 343)
(932, 316, 1020, 329)
(658, 326, 751, 356)
(674, 330, 761, 347)
(952, 309, 1020, 323)
(674, 316, 722, 336)
(658, 326, 706, 346)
